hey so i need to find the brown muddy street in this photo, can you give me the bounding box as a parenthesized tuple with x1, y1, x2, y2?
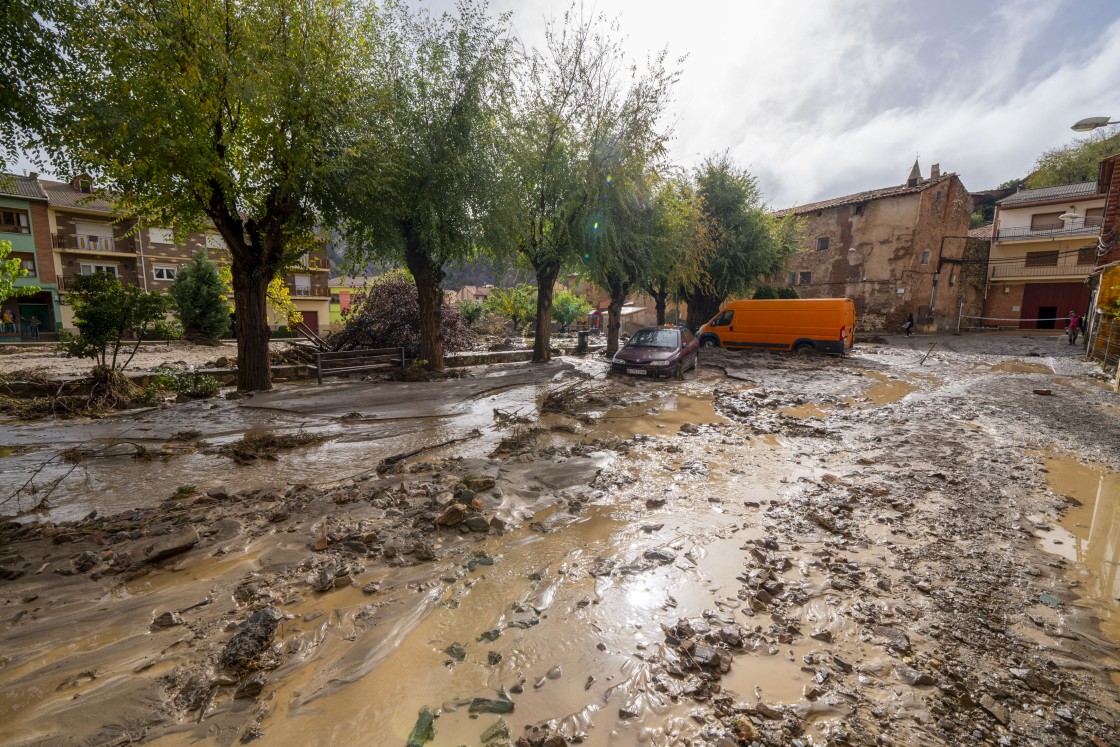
(2, 334, 1119, 747)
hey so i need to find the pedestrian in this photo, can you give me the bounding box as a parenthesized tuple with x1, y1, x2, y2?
(1, 309, 12, 334)
(1065, 310, 1081, 345)
(902, 313, 914, 337)
(29, 315, 40, 339)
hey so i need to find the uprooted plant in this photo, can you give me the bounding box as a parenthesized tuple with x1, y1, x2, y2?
(217, 431, 328, 464)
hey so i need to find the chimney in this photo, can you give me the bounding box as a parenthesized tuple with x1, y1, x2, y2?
(28, 172, 38, 181)
(930, 163, 941, 180)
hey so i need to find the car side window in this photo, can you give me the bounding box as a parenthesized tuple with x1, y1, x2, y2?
(711, 310, 733, 327)
(681, 328, 694, 344)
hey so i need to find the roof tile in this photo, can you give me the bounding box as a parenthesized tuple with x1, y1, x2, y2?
(772, 174, 957, 217)
(996, 180, 1100, 206)
(0, 173, 48, 201)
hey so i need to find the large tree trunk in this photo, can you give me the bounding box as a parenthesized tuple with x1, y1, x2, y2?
(232, 264, 273, 391)
(651, 285, 668, 326)
(684, 291, 721, 334)
(605, 296, 624, 357)
(404, 237, 445, 371)
(532, 263, 560, 363)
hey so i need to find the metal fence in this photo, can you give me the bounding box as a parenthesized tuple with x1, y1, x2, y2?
(1089, 315, 1120, 371)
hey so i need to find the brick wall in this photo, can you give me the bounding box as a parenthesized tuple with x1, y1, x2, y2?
(28, 201, 55, 283)
(983, 282, 1026, 326)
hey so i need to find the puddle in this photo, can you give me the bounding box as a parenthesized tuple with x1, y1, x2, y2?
(780, 403, 830, 419)
(550, 394, 728, 440)
(992, 360, 1054, 374)
(856, 371, 917, 407)
(1034, 453, 1120, 644)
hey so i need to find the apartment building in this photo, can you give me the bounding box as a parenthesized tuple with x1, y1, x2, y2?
(0, 174, 58, 339)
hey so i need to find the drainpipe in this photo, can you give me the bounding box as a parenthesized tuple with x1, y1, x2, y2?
(136, 219, 149, 291)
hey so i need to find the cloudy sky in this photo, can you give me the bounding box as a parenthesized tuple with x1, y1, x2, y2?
(427, 0, 1120, 208)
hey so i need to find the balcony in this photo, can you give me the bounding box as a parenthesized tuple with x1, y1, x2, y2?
(52, 233, 133, 253)
(996, 216, 1102, 242)
(990, 261, 1094, 280)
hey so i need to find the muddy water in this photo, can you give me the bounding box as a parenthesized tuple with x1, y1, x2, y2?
(780, 369, 917, 419)
(574, 394, 728, 440)
(992, 360, 1054, 374)
(1034, 453, 1120, 644)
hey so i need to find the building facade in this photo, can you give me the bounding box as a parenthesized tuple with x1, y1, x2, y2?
(0, 175, 60, 340)
(983, 180, 1113, 329)
(1, 174, 331, 337)
(771, 162, 974, 332)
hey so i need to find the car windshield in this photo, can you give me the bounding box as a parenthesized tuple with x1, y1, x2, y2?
(626, 329, 678, 348)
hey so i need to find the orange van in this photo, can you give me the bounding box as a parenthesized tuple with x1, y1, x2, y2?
(697, 298, 856, 355)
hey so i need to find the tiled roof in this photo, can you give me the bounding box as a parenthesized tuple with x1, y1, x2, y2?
(996, 180, 1100, 206)
(968, 224, 994, 240)
(39, 178, 116, 213)
(0, 173, 48, 201)
(772, 173, 957, 217)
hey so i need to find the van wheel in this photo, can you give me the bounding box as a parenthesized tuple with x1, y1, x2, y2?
(701, 337, 719, 349)
(794, 342, 815, 356)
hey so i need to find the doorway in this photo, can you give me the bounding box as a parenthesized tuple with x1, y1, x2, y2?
(1036, 306, 1057, 329)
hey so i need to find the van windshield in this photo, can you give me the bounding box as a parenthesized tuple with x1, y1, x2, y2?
(626, 329, 678, 348)
(709, 310, 733, 326)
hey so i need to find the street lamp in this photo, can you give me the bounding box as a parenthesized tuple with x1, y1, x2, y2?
(1071, 116, 1117, 132)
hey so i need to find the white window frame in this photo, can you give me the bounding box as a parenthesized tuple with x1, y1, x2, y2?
(293, 273, 311, 296)
(149, 228, 175, 244)
(79, 262, 118, 277)
(153, 265, 178, 281)
(205, 234, 227, 250)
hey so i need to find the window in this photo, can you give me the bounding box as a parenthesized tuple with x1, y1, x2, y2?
(1077, 246, 1097, 265)
(13, 253, 36, 273)
(1085, 207, 1104, 227)
(149, 228, 175, 244)
(1030, 212, 1063, 231)
(787, 272, 797, 285)
(153, 266, 177, 280)
(1, 209, 30, 234)
(920, 250, 931, 265)
(853, 204, 863, 216)
(78, 179, 92, 194)
(330, 293, 340, 304)
(799, 271, 812, 285)
(816, 236, 830, 251)
(710, 310, 734, 327)
(1024, 250, 1059, 267)
(79, 263, 118, 276)
(205, 234, 227, 250)
(293, 273, 311, 296)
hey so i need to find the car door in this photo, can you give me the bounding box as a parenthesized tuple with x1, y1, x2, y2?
(681, 327, 699, 367)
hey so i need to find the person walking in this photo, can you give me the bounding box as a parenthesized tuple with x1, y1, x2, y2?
(902, 313, 914, 337)
(1065, 311, 1082, 345)
(29, 315, 40, 339)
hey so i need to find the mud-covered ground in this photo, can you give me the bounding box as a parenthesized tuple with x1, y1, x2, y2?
(1, 333, 1119, 747)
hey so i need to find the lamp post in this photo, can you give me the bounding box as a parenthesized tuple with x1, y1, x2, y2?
(1071, 116, 1118, 132)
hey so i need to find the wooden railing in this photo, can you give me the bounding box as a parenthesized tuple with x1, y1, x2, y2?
(313, 347, 406, 384)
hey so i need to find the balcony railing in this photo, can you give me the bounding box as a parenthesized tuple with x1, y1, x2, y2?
(53, 233, 132, 253)
(293, 287, 312, 297)
(996, 217, 1102, 242)
(990, 261, 1094, 279)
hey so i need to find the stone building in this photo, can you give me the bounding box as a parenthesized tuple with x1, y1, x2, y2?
(7, 174, 332, 335)
(771, 161, 973, 331)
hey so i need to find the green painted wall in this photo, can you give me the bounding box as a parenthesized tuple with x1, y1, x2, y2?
(0, 197, 39, 257)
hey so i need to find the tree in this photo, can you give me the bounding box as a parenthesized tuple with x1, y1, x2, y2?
(641, 176, 713, 325)
(1026, 130, 1120, 188)
(0, 240, 40, 302)
(328, 0, 513, 371)
(683, 154, 802, 331)
(47, 0, 362, 391)
(0, 0, 64, 169)
(491, 7, 678, 363)
(484, 284, 537, 331)
(60, 272, 172, 370)
(458, 298, 485, 324)
(170, 250, 227, 342)
(551, 289, 591, 330)
(330, 269, 473, 357)
(217, 265, 302, 330)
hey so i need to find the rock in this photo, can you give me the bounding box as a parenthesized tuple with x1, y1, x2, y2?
(444, 642, 467, 663)
(895, 664, 935, 686)
(413, 541, 436, 561)
(480, 718, 510, 745)
(690, 645, 731, 673)
(74, 550, 100, 572)
(362, 581, 382, 594)
(979, 694, 1010, 726)
(145, 528, 199, 563)
(645, 497, 666, 508)
(234, 673, 267, 699)
(311, 535, 329, 551)
(1032, 389, 1052, 396)
(406, 706, 435, 747)
(435, 503, 468, 528)
(619, 700, 642, 719)
(679, 422, 699, 434)
(206, 487, 230, 500)
(469, 693, 515, 714)
(488, 651, 502, 665)
(464, 512, 492, 533)
(643, 548, 676, 564)
(308, 563, 337, 592)
(221, 607, 282, 670)
(810, 630, 833, 644)
(463, 475, 497, 492)
(755, 702, 783, 720)
(151, 611, 185, 629)
(489, 516, 507, 533)
(588, 557, 616, 577)
(0, 566, 25, 580)
(868, 624, 911, 654)
(640, 523, 664, 532)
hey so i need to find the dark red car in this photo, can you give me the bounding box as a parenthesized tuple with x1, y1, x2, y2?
(610, 326, 700, 378)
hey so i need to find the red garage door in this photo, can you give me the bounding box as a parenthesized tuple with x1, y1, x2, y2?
(1020, 283, 1089, 329)
(300, 311, 319, 336)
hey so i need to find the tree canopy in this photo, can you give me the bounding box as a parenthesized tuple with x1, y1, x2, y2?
(1026, 130, 1120, 188)
(46, 0, 362, 390)
(170, 250, 229, 342)
(0, 240, 40, 303)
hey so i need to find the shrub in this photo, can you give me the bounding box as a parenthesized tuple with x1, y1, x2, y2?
(150, 319, 184, 342)
(484, 284, 537, 330)
(458, 298, 485, 324)
(150, 368, 222, 398)
(60, 272, 174, 370)
(170, 250, 229, 342)
(552, 290, 592, 330)
(777, 286, 800, 299)
(752, 285, 779, 299)
(332, 269, 474, 356)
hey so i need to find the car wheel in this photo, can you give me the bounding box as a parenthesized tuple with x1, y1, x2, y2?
(794, 342, 815, 356)
(701, 337, 719, 349)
